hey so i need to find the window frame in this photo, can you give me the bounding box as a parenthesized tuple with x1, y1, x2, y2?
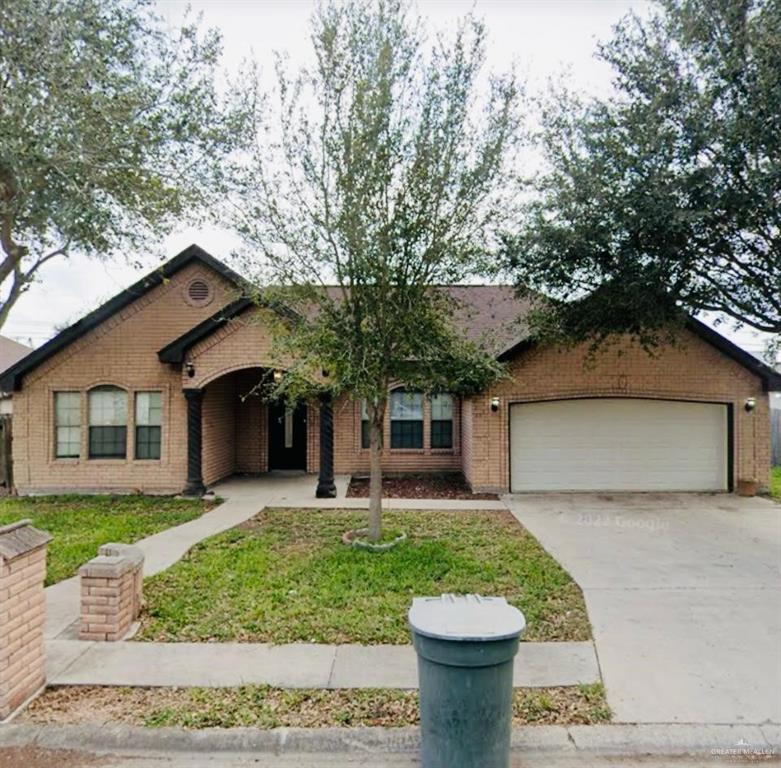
(88, 386, 128, 460)
(430, 393, 454, 450)
(360, 400, 370, 450)
(389, 390, 424, 450)
(54, 391, 82, 459)
(135, 391, 162, 461)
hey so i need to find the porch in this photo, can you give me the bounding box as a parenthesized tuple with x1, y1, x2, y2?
(181, 366, 337, 498)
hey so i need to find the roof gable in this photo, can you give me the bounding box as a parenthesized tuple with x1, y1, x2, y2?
(0, 245, 244, 392)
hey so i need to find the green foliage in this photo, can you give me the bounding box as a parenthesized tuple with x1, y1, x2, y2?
(0, 0, 251, 327)
(0, 494, 211, 585)
(231, 0, 518, 403)
(137, 508, 591, 644)
(771, 466, 781, 500)
(231, 0, 520, 534)
(507, 0, 781, 348)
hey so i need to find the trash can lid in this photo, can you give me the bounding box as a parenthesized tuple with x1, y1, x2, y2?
(408, 594, 526, 642)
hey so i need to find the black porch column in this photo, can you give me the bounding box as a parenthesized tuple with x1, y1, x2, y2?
(316, 392, 337, 498)
(183, 388, 206, 496)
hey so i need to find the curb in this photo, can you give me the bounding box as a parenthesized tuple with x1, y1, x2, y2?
(0, 722, 777, 756)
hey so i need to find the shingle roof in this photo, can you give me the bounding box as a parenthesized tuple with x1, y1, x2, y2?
(2, 245, 779, 392)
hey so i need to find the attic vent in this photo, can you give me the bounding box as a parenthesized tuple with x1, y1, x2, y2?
(184, 277, 213, 307)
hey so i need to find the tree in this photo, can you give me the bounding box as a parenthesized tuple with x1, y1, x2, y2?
(232, 0, 519, 541)
(0, 0, 250, 329)
(505, 0, 781, 353)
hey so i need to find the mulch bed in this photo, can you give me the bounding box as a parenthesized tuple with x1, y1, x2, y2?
(347, 473, 498, 500)
(21, 684, 610, 729)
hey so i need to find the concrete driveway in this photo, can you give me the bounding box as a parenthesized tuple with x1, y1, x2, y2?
(503, 493, 781, 725)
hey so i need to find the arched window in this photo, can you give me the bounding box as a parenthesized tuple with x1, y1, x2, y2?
(88, 386, 128, 458)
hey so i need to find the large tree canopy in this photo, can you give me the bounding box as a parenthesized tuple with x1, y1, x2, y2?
(506, 0, 781, 351)
(0, 0, 249, 328)
(232, 0, 520, 539)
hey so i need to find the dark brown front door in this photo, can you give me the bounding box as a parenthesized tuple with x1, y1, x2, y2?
(268, 402, 307, 470)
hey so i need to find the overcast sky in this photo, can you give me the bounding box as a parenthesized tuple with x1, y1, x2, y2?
(3, 0, 774, 362)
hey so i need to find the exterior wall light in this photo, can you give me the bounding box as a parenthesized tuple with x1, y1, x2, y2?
(744, 397, 756, 412)
(490, 396, 500, 412)
(185, 362, 195, 378)
(273, 369, 283, 383)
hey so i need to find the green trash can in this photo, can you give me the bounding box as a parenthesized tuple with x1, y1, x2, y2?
(409, 594, 526, 768)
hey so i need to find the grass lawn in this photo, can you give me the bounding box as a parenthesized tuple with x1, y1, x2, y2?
(771, 466, 781, 500)
(0, 495, 214, 586)
(22, 683, 610, 728)
(137, 508, 590, 644)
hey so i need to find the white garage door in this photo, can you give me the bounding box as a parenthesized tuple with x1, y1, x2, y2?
(510, 398, 728, 492)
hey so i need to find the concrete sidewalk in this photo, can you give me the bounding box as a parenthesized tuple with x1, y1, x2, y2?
(44, 474, 315, 640)
(45, 639, 599, 689)
(45, 474, 503, 641)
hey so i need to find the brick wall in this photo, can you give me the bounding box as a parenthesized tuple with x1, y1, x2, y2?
(234, 370, 265, 474)
(202, 374, 238, 486)
(0, 521, 51, 720)
(461, 398, 474, 486)
(11, 260, 771, 495)
(463, 330, 771, 493)
(13, 263, 236, 495)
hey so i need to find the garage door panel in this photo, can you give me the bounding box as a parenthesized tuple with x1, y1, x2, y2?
(510, 399, 728, 492)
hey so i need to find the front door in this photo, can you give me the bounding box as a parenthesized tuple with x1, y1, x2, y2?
(268, 402, 307, 470)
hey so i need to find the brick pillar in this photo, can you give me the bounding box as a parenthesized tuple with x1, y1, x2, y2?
(79, 543, 144, 641)
(0, 519, 52, 720)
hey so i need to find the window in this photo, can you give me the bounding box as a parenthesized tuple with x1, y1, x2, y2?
(360, 400, 370, 449)
(55, 392, 81, 458)
(390, 390, 423, 449)
(135, 392, 162, 460)
(430, 393, 454, 449)
(88, 386, 127, 458)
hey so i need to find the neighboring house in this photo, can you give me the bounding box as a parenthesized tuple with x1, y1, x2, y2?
(0, 335, 33, 415)
(1, 245, 779, 496)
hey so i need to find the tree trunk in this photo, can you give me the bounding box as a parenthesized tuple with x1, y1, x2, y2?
(367, 401, 385, 542)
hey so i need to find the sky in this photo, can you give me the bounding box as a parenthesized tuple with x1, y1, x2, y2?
(3, 0, 775, 364)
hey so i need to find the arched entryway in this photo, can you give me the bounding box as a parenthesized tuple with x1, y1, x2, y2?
(181, 366, 335, 498)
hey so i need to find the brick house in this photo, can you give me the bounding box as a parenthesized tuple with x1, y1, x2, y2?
(1, 245, 778, 496)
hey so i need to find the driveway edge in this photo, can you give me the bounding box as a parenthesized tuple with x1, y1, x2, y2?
(0, 722, 776, 757)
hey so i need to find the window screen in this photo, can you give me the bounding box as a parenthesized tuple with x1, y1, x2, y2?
(390, 390, 423, 449)
(88, 387, 127, 458)
(55, 392, 81, 458)
(430, 393, 453, 449)
(135, 392, 162, 459)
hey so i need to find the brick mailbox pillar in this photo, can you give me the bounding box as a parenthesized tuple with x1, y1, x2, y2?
(79, 543, 144, 641)
(0, 519, 52, 720)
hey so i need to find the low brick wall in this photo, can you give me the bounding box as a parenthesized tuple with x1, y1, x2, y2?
(0, 519, 52, 720)
(79, 543, 144, 641)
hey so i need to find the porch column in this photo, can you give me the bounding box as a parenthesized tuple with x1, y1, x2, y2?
(183, 388, 206, 496)
(316, 392, 336, 498)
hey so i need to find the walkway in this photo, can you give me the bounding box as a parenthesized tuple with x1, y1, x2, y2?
(43, 473, 518, 688)
(46, 639, 599, 689)
(45, 474, 323, 640)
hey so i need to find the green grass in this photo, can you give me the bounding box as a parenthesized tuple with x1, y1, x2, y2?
(0, 495, 214, 585)
(137, 508, 591, 644)
(771, 467, 781, 500)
